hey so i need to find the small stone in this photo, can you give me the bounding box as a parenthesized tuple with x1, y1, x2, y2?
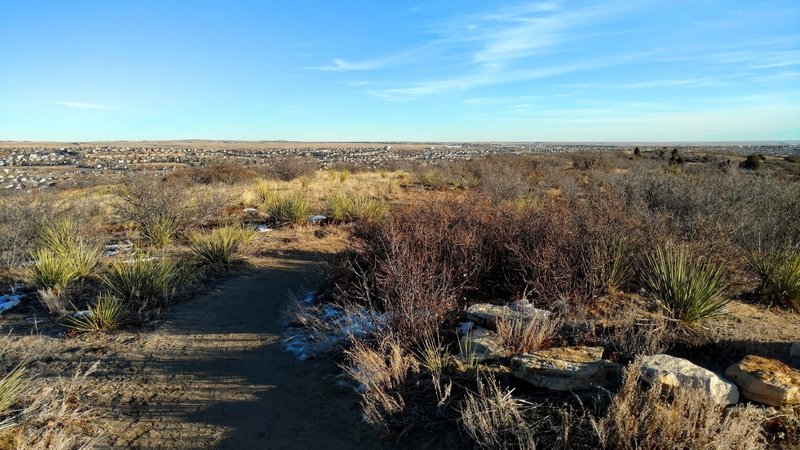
(460, 326, 504, 362)
(725, 355, 800, 407)
(639, 354, 739, 405)
(466, 303, 551, 330)
(511, 346, 620, 391)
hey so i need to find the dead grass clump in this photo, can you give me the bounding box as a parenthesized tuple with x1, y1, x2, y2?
(343, 336, 418, 429)
(496, 314, 561, 358)
(459, 375, 535, 450)
(597, 361, 766, 450)
(8, 364, 102, 450)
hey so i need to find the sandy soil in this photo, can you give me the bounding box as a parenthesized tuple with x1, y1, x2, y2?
(6, 254, 379, 449)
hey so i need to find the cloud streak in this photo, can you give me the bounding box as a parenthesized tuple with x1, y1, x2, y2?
(54, 101, 117, 111)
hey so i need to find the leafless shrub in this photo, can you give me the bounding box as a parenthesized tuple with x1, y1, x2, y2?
(115, 176, 234, 244)
(267, 156, 317, 181)
(459, 375, 536, 450)
(597, 361, 766, 450)
(471, 155, 532, 201)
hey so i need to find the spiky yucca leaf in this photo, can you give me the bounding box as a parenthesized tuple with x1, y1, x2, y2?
(268, 192, 313, 225)
(99, 253, 184, 311)
(748, 249, 800, 309)
(0, 365, 27, 414)
(138, 216, 178, 248)
(644, 247, 730, 323)
(28, 249, 78, 292)
(66, 294, 126, 333)
(324, 192, 350, 223)
(348, 196, 388, 223)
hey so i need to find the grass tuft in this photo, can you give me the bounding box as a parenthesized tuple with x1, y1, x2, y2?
(644, 246, 730, 323)
(324, 192, 350, 223)
(28, 249, 78, 293)
(348, 196, 388, 223)
(138, 216, 178, 248)
(189, 226, 255, 266)
(268, 192, 314, 225)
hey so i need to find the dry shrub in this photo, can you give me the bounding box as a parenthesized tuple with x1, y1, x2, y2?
(598, 361, 766, 450)
(336, 197, 505, 342)
(470, 155, 533, 201)
(459, 375, 535, 450)
(116, 176, 234, 244)
(496, 314, 561, 358)
(163, 162, 257, 185)
(267, 156, 317, 181)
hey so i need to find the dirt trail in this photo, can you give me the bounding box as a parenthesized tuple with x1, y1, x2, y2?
(96, 255, 376, 449)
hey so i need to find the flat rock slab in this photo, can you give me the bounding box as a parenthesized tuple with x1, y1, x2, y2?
(791, 342, 800, 368)
(725, 355, 800, 407)
(460, 326, 505, 362)
(465, 303, 551, 330)
(639, 354, 739, 405)
(511, 346, 620, 391)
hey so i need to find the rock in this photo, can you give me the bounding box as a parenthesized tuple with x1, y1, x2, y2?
(725, 355, 800, 407)
(460, 326, 504, 362)
(466, 303, 551, 330)
(639, 354, 739, 405)
(791, 342, 800, 368)
(511, 346, 620, 391)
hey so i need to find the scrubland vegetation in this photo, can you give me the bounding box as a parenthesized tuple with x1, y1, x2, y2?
(0, 147, 798, 448)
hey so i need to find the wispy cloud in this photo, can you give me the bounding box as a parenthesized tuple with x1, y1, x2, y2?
(307, 46, 432, 71)
(53, 101, 117, 111)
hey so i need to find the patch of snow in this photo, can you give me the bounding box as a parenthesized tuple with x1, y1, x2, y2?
(308, 215, 326, 224)
(0, 295, 22, 314)
(255, 224, 272, 232)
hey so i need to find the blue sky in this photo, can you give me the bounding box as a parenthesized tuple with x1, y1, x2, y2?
(1, 0, 798, 141)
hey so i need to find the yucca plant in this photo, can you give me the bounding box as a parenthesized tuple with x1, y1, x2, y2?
(37, 219, 101, 278)
(0, 364, 27, 415)
(324, 192, 350, 223)
(748, 248, 800, 309)
(38, 219, 80, 256)
(348, 196, 388, 223)
(337, 170, 350, 183)
(65, 294, 127, 333)
(189, 226, 255, 266)
(99, 253, 184, 311)
(28, 249, 78, 292)
(644, 246, 730, 323)
(138, 216, 178, 248)
(268, 192, 313, 225)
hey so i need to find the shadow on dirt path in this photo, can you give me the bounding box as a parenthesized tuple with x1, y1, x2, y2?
(109, 254, 378, 449)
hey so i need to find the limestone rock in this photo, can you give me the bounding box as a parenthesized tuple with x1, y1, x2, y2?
(639, 354, 739, 405)
(465, 303, 551, 330)
(725, 355, 800, 407)
(460, 326, 504, 362)
(511, 346, 620, 391)
(790, 342, 800, 368)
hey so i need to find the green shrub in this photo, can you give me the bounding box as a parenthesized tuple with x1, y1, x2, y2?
(740, 154, 763, 170)
(348, 196, 388, 223)
(324, 192, 350, 223)
(65, 294, 127, 333)
(269, 192, 313, 225)
(138, 216, 178, 248)
(644, 246, 730, 323)
(189, 226, 255, 266)
(28, 249, 78, 292)
(99, 253, 185, 311)
(748, 249, 800, 309)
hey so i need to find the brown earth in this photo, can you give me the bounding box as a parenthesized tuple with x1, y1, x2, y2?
(7, 254, 379, 449)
